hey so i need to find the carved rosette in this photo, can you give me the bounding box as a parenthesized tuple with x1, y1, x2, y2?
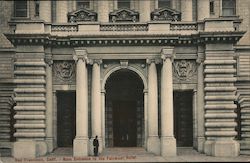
(53, 61, 76, 83)
(173, 60, 197, 83)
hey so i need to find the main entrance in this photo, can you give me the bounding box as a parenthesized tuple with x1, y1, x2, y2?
(105, 69, 144, 147)
(57, 91, 76, 147)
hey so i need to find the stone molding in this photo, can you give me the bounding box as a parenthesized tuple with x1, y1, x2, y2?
(45, 54, 53, 67)
(6, 31, 245, 47)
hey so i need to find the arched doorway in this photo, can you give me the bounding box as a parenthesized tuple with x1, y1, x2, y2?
(105, 69, 144, 147)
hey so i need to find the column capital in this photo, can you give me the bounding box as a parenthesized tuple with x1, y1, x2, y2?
(161, 48, 175, 62)
(73, 48, 89, 63)
(89, 59, 103, 65)
(146, 58, 162, 64)
(196, 53, 205, 64)
(45, 54, 53, 66)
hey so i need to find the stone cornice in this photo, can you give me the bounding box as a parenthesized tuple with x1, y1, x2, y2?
(5, 31, 245, 47)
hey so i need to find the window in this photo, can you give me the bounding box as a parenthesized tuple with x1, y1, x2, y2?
(210, 0, 214, 14)
(35, 0, 39, 17)
(76, 0, 90, 10)
(14, 0, 28, 17)
(118, 0, 130, 9)
(222, 0, 236, 16)
(158, 0, 171, 8)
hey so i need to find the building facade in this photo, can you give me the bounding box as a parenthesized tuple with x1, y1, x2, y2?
(0, 0, 250, 159)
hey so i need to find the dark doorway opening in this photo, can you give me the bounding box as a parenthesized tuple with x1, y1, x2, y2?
(174, 91, 193, 147)
(105, 69, 144, 147)
(113, 100, 137, 147)
(57, 91, 76, 147)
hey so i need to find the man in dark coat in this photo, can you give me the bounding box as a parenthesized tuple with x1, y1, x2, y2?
(93, 135, 99, 156)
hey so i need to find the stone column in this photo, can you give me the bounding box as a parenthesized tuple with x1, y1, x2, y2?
(52, 91, 57, 149)
(91, 60, 103, 155)
(56, 0, 68, 23)
(146, 59, 160, 155)
(101, 89, 106, 149)
(39, 1, 51, 22)
(196, 46, 205, 152)
(160, 48, 176, 157)
(144, 89, 148, 148)
(98, 0, 109, 22)
(197, 0, 210, 21)
(73, 49, 89, 157)
(140, 0, 151, 22)
(193, 89, 198, 149)
(181, 0, 192, 21)
(45, 52, 54, 152)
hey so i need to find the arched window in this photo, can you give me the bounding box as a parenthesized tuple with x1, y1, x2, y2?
(14, 0, 28, 17)
(222, 0, 236, 16)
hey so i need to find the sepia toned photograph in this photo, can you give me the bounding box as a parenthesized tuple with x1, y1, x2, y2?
(0, 0, 250, 162)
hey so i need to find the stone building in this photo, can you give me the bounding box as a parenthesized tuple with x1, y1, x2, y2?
(0, 0, 250, 159)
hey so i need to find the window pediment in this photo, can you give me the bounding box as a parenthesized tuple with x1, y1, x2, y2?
(109, 8, 139, 23)
(151, 7, 181, 21)
(68, 9, 97, 23)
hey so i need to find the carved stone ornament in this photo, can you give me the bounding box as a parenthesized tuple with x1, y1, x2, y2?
(53, 61, 75, 82)
(173, 60, 197, 81)
(151, 7, 181, 21)
(109, 8, 139, 22)
(68, 9, 97, 23)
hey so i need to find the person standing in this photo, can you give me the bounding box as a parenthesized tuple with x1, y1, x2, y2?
(93, 135, 99, 156)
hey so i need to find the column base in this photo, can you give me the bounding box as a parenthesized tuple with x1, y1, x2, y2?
(88, 137, 103, 156)
(204, 140, 239, 157)
(73, 137, 88, 157)
(46, 137, 54, 153)
(13, 140, 47, 158)
(161, 136, 176, 157)
(197, 137, 205, 153)
(147, 136, 160, 155)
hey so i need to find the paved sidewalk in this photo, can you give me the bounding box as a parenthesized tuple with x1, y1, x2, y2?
(1, 147, 250, 162)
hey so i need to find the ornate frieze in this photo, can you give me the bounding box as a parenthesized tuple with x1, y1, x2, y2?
(151, 7, 181, 21)
(173, 60, 197, 83)
(53, 61, 76, 84)
(109, 9, 139, 23)
(68, 9, 97, 23)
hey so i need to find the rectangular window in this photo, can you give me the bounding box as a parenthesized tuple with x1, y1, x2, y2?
(76, 0, 90, 10)
(118, 0, 131, 9)
(210, 0, 214, 14)
(14, 0, 28, 17)
(222, 0, 236, 16)
(158, 0, 171, 8)
(35, 0, 39, 17)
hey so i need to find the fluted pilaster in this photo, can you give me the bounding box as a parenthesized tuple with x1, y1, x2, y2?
(45, 52, 54, 152)
(39, 1, 51, 22)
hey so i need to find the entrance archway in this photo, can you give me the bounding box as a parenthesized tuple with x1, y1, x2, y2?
(105, 69, 144, 147)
